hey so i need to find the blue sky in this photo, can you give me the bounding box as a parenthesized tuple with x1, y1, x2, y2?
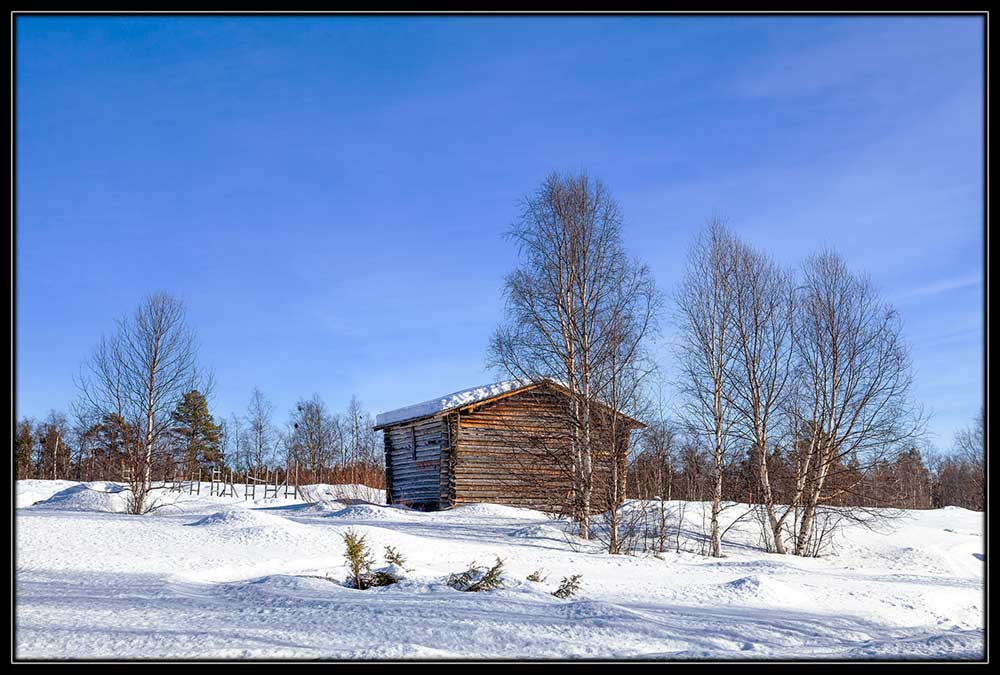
(16, 16, 984, 452)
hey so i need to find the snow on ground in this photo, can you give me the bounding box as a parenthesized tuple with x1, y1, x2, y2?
(14, 479, 984, 660)
(298, 483, 384, 507)
(16, 480, 83, 508)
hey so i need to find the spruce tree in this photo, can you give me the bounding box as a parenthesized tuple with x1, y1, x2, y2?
(95, 413, 130, 478)
(170, 390, 223, 473)
(15, 419, 35, 479)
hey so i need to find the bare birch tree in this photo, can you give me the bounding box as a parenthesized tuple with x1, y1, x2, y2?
(593, 263, 660, 553)
(225, 413, 248, 473)
(633, 412, 679, 555)
(789, 252, 924, 555)
(287, 394, 336, 482)
(246, 386, 276, 473)
(346, 395, 366, 486)
(77, 292, 204, 513)
(675, 220, 739, 557)
(725, 239, 796, 553)
(953, 408, 984, 510)
(36, 411, 71, 481)
(490, 172, 658, 540)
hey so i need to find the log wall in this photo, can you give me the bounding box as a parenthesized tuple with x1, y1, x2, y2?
(382, 383, 635, 512)
(384, 416, 448, 508)
(451, 387, 626, 512)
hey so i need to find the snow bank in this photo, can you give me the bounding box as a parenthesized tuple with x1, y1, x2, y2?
(187, 508, 310, 544)
(298, 483, 385, 507)
(16, 480, 82, 508)
(508, 524, 568, 541)
(29, 482, 130, 513)
(445, 503, 550, 521)
(718, 574, 811, 607)
(317, 504, 416, 522)
(558, 599, 647, 620)
(189, 509, 291, 528)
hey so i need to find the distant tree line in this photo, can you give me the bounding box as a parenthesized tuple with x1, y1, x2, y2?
(629, 407, 984, 514)
(15, 398, 980, 516)
(15, 292, 384, 513)
(15, 388, 385, 488)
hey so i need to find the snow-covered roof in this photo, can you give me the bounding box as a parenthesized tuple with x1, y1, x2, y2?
(375, 379, 535, 429)
(374, 377, 647, 429)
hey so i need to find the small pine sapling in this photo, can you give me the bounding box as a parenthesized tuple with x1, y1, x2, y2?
(471, 557, 505, 592)
(342, 528, 375, 589)
(526, 568, 548, 583)
(552, 574, 583, 599)
(447, 557, 505, 592)
(384, 545, 410, 571)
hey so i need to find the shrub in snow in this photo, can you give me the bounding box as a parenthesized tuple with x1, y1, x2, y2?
(384, 545, 410, 571)
(526, 568, 548, 583)
(340, 529, 407, 589)
(341, 529, 376, 589)
(369, 565, 406, 588)
(552, 574, 583, 599)
(447, 557, 505, 592)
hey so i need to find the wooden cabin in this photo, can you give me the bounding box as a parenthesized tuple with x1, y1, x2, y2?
(373, 379, 644, 511)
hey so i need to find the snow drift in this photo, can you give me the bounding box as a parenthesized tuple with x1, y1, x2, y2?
(29, 482, 130, 513)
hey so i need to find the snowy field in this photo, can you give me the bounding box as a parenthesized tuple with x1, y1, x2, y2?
(14, 480, 984, 660)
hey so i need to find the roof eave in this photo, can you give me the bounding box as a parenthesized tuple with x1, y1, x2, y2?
(374, 379, 647, 430)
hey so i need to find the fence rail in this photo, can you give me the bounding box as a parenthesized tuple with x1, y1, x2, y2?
(164, 463, 302, 501)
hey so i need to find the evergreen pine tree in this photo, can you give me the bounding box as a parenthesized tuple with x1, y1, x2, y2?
(94, 413, 130, 478)
(15, 419, 35, 479)
(169, 390, 223, 473)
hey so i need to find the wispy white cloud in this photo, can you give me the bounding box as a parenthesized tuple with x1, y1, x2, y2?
(894, 274, 983, 302)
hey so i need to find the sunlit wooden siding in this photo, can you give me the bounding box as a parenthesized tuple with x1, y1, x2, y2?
(450, 387, 575, 511)
(380, 381, 638, 512)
